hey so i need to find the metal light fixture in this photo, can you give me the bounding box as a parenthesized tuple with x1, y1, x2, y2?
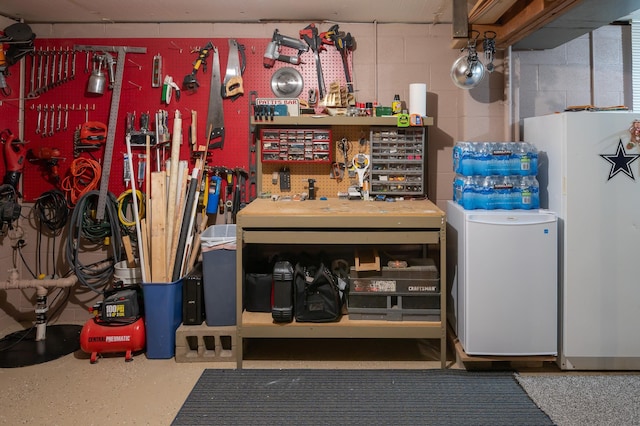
(450, 32, 485, 90)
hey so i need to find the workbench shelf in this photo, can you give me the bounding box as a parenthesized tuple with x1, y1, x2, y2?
(235, 198, 447, 369)
(251, 115, 434, 127)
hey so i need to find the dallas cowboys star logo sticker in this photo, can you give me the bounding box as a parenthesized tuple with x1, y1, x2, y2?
(600, 139, 640, 181)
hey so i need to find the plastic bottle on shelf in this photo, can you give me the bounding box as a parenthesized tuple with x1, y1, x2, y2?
(453, 142, 473, 175)
(392, 94, 402, 115)
(473, 176, 491, 209)
(490, 142, 511, 175)
(492, 176, 514, 210)
(515, 176, 540, 209)
(454, 174, 480, 209)
(513, 142, 539, 176)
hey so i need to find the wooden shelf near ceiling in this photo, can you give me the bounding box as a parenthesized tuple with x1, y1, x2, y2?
(468, 0, 518, 25)
(454, 0, 584, 49)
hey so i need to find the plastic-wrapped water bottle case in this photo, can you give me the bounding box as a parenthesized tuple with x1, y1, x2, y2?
(452, 142, 540, 210)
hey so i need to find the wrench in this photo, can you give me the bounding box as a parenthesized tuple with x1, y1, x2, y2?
(49, 49, 56, 89)
(63, 48, 69, 82)
(42, 105, 49, 137)
(49, 104, 55, 136)
(35, 105, 42, 134)
(64, 104, 69, 131)
(43, 47, 50, 91)
(35, 50, 43, 95)
(56, 104, 62, 132)
(57, 47, 64, 86)
(29, 52, 36, 95)
(85, 51, 90, 73)
(71, 49, 76, 80)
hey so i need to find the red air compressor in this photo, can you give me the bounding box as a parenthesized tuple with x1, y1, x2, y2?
(80, 288, 145, 363)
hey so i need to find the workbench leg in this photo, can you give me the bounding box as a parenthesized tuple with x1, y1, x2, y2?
(441, 332, 447, 369)
(236, 334, 243, 369)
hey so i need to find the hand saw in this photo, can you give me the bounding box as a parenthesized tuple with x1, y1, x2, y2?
(222, 39, 245, 99)
(205, 46, 225, 150)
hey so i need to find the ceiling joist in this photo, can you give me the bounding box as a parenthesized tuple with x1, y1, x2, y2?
(453, 0, 585, 49)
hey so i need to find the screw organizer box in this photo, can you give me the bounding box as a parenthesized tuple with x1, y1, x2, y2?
(260, 128, 332, 163)
(369, 127, 425, 196)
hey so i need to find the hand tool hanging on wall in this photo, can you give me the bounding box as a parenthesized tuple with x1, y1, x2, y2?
(263, 29, 309, 68)
(0, 22, 36, 97)
(28, 146, 64, 184)
(1, 129, 26, 189)
(152, 53, 162, 87)
(182, 42, 213, 94)
(25, 46, 75, 98)
(204, 46, 225, 151)
(322, 24, 355, 93)
(161, 75, 181, 105)
(0, 48, 11, 97)
(222, 39, 245, 99)
(300, 23, 326, 100)
(73, 121, 107, 157)
(74, 44, 147, 221)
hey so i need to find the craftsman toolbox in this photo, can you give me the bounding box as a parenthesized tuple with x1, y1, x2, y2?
(349, 258, 439, 294)
(347, 258, 440, 321)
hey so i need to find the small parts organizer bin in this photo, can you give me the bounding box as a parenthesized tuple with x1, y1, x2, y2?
(369, 127, 425, 196)
(261, 128, 332, 163)
(347, 258, 440, 321)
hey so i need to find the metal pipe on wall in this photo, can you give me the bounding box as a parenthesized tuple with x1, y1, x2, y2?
(373, 20, 378, 102)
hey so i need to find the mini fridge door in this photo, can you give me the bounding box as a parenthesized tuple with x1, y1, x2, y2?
(462, 208, 558, 355)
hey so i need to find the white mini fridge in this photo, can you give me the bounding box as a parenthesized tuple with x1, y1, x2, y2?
(447, 201, 558, 356)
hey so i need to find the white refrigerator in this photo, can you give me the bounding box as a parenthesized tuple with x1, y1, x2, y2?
(525, 111, 640, 370)
(447, 201, 558, 356)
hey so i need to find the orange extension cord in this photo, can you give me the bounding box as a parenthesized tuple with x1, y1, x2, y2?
(60, 157, 102, 207)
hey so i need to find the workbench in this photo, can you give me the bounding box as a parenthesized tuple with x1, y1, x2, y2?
(235, 197, 447, 368)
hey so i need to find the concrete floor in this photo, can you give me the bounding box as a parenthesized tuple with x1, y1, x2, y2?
(0, 328, 449, 425)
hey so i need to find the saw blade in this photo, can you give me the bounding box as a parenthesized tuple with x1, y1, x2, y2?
(206, 46, 225, 150)
(223, 39, 241, 84)
(270, 67, 304, 98)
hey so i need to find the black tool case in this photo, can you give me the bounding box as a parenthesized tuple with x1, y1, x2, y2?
(271, 260, 294, 323)
(183, 262, 205, 325)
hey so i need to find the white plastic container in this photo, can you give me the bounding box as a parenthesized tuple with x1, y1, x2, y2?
(114, 260, 142, 285)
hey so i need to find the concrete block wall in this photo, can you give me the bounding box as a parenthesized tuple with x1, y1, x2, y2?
(0, 20, 627, 332)
(514, 25, 628, 122)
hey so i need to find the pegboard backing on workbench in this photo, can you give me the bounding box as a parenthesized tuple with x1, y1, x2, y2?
(259, 125, 370, 198)
(8, 35, 353, 203)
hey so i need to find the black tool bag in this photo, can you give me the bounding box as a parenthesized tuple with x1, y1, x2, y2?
(294, 262, 343, 323)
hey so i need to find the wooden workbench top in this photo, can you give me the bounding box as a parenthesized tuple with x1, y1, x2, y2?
(237, 198, 445, 230)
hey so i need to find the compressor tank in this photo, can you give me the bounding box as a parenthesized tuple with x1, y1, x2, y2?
(80, 317, 145, 363)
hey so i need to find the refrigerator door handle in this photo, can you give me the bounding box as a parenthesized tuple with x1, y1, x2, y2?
(468, 214, 556, 226)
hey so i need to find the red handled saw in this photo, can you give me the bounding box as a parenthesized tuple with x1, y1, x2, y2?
(222, 39, 245, 99)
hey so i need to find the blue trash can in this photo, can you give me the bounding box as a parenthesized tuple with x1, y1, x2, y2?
(142, 279, 183, 359)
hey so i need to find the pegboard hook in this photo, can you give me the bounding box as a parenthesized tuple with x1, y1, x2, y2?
(128, 80, 142, 91)
(169, 41, 183, 54)
(127, 58, 142, 70)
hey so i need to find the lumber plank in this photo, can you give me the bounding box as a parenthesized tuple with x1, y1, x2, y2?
(150, 171, 167, 283)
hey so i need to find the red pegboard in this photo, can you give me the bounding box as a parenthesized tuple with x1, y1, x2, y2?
(2, 35, 352, 202)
